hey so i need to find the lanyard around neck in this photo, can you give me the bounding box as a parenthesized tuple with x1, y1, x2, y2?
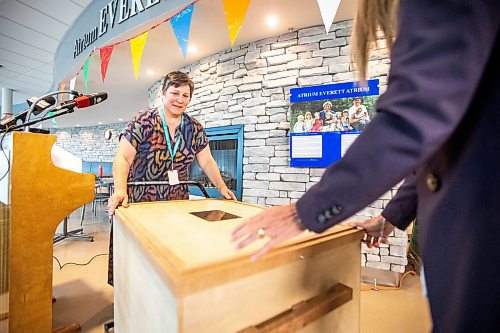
(159, 106, 184, 165)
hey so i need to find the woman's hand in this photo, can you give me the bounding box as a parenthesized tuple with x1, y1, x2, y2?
(218, 184, 237, 200)
(231, 204, 306, 261)
(107, 189, 130, 217)
(349, 215, 395, 248)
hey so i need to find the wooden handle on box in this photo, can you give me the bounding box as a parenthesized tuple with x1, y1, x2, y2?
(238, 283, 352, 333)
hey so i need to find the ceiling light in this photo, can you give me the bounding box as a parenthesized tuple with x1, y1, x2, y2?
(98, 122, 103, 125)
(118, 118, 123, 122)
(146, 69, 155, 76)
(267, 15, 278, 27)
(76, 124, 80, 127)
(188, 45, 197, 54)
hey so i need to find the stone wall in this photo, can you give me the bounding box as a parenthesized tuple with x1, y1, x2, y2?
(52, 122, 126, 162)
(54, 20, 408, 273)
(149, 21, 407, 272)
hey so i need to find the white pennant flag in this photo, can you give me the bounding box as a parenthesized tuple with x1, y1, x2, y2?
(70, 76, 77, 91)
(316, 0, 341, 33)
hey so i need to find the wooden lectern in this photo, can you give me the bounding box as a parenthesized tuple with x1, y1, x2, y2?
(0, 132, 94, 332)
(114, 199, 363, 332)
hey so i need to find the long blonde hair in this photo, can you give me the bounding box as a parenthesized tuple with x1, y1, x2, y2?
(352, 0, 399, 82)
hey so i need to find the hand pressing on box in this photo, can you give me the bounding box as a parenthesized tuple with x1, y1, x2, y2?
(231, 204, 306, 261)
(217, 183, 237, 200)
(107, 189, 130, 218)
(349, 215, 395, 248)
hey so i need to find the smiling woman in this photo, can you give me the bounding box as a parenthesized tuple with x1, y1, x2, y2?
(106, 70, 236, 287)
(107, 71, 235, 213)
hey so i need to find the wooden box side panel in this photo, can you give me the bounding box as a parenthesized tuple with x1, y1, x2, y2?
(114, 219, 180, 333)
(182, 240, 360, 333)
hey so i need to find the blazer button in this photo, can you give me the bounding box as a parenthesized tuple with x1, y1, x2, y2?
(331, 205, 343, 215)
(317, 213, 326, 224)
(324, 210, 332, 219)
(426, 174, 440, 192)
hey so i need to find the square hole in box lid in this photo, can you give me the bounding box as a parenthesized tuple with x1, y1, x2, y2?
(190, 210, 240, 222)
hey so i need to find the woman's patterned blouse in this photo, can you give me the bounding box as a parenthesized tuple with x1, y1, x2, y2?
(122, 107, 208, 202)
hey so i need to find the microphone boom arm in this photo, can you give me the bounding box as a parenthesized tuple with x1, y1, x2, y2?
(24, 90, 79, 132)
(7, 107, 75, 133)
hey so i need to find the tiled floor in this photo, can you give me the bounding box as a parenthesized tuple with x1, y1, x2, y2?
(52, 202, 432, 332)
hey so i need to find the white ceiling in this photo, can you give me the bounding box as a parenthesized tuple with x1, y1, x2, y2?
(0, 0, 356, 128)
(0, 0, 91, 103)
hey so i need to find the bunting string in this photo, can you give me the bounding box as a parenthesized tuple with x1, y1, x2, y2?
(69, 0, 204, 82)
(61, 0, 335, 92)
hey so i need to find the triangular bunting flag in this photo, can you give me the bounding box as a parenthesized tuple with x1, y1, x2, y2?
(170, 4, 194, 58)
(222, 0, 250, 46)
(49, 110, 57, 124)
(83, 57, 90, 93)
(70, 76, 77, 91)
(52, 82, 67, 124)
(58, 82, 66, 103)
(130, 31, 149, 79)
(316, 0, 341, 33)
(100, 45, 114, 82)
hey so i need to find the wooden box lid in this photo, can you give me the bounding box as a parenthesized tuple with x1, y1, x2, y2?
(115, 199, 360, 296)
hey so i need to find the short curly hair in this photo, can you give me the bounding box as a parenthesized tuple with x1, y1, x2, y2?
(161, 71, 194, 99)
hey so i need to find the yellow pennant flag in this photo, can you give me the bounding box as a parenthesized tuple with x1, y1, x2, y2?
(130, 31, 149, 79)
(223, 0, 251, 46)
(58, 82, 66, 102)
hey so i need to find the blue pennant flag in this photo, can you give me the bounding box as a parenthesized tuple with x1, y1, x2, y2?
(170, 4, 194, 58)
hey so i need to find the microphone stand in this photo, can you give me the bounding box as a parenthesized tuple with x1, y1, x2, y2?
(23, 90, 79, 132)
(2, 106, 76, 133)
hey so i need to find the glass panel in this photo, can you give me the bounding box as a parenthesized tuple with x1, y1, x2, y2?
(190, 139, 238, 190)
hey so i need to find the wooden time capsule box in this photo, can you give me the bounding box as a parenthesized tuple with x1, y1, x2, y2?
(113, 199, 363, 333)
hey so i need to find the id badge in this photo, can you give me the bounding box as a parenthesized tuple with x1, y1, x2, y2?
(167, 170, 180, 185)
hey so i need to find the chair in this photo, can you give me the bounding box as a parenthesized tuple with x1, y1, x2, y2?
(80, 180, 111, 225)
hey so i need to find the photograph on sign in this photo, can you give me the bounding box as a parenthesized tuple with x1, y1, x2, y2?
(289, 80, 380, 167)
(290, 84, 379, 134)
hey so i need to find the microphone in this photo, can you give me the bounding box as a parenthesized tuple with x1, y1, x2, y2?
(27, 96, 56, 115)
(53, 92, 108, 111)
(0, 96, 56, 128)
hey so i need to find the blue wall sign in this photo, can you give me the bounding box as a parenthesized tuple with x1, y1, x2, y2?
(289, 80, 380, 168)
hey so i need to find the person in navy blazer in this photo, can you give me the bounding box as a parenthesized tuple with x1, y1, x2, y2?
(232, 0, 500, 331)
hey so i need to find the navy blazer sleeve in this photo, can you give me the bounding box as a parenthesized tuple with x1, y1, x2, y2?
(382, 174, 417, 230)
(296, 0, 499, 232)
